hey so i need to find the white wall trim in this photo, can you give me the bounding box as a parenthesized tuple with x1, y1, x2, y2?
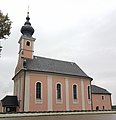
(24, 72, 30, 111)
(1, 106, 3, 112)
(47, 75, 53, 111)
(65, 77, 69, 110)
(81, 79, 85, 110)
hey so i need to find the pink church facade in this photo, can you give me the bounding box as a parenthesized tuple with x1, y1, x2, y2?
(91, 85, 112, 110)
(13, 71, 92, 112)
(12, 14, 92, 112)
(92, 94, 112, 110)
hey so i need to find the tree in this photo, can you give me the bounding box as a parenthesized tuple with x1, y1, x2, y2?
(0, 10, 12, 39)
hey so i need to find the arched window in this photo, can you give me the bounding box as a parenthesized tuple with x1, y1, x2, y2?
(102, 95, 105, 100)
(96, 106, 99, 111)
(57, 83, 61, 100)
(26, 41, 30, 46)
(36, 82, 41, 99)
(103, 106, 105, 110)
(88, 86, 91, 100)
(73, 84, 77, 99)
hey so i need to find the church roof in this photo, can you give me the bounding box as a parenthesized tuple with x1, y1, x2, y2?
(1, 96, 18, 107)
(91, 85, 111, 95)
(25, 56, 92, 79)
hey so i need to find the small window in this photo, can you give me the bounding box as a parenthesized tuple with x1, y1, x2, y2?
(57, 84, 61, 100)
(21, 50, 23, 55)
(96, 106, 99, 111)
(102, 95, 105, 100)
(103, 106, 105, 110)
(36, 82, 41, 99)
(73, 85, 77, 99)
(26, 41, 30, 46)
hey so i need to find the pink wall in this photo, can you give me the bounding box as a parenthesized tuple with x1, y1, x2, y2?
(52, 76, 66, 111)
(28, 73, 92, 111)
(92, 94, 112, 110)
(13, 71, 92, 112)
(13, 73, 25, 112)
(29, 74, 48, 111)
(68, 77, 82, 110)
(19, 38, 33, 59)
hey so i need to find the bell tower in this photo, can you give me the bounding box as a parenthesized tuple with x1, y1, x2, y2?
(15, 12, 36, 73)
(19, 11, 36, 59)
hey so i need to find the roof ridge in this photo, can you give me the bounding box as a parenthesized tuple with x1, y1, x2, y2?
(33, 55, 76, 64)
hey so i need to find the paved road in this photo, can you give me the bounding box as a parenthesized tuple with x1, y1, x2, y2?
(0, 114, 116, 120)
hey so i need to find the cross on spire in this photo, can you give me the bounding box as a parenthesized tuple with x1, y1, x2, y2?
(27, 5, 29, 17)
(20, 6, 34, 37)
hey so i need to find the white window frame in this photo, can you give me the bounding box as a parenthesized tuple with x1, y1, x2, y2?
(56, 82, 63, 104)
(25, 40, 31, 47)
(72, 83, 78, 104)
(35, 81, 43, 104)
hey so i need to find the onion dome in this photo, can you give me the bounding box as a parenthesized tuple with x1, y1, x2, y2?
(20, 12, 34, 37)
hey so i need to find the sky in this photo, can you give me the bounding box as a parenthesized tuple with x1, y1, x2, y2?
(0, 0, 116, 105)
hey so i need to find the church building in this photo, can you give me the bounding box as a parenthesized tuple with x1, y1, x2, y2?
(13, 13, 92, 112)
(0, 13, 112, 113)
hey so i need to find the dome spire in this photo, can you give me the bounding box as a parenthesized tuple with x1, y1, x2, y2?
(20, 7, 34, 37)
